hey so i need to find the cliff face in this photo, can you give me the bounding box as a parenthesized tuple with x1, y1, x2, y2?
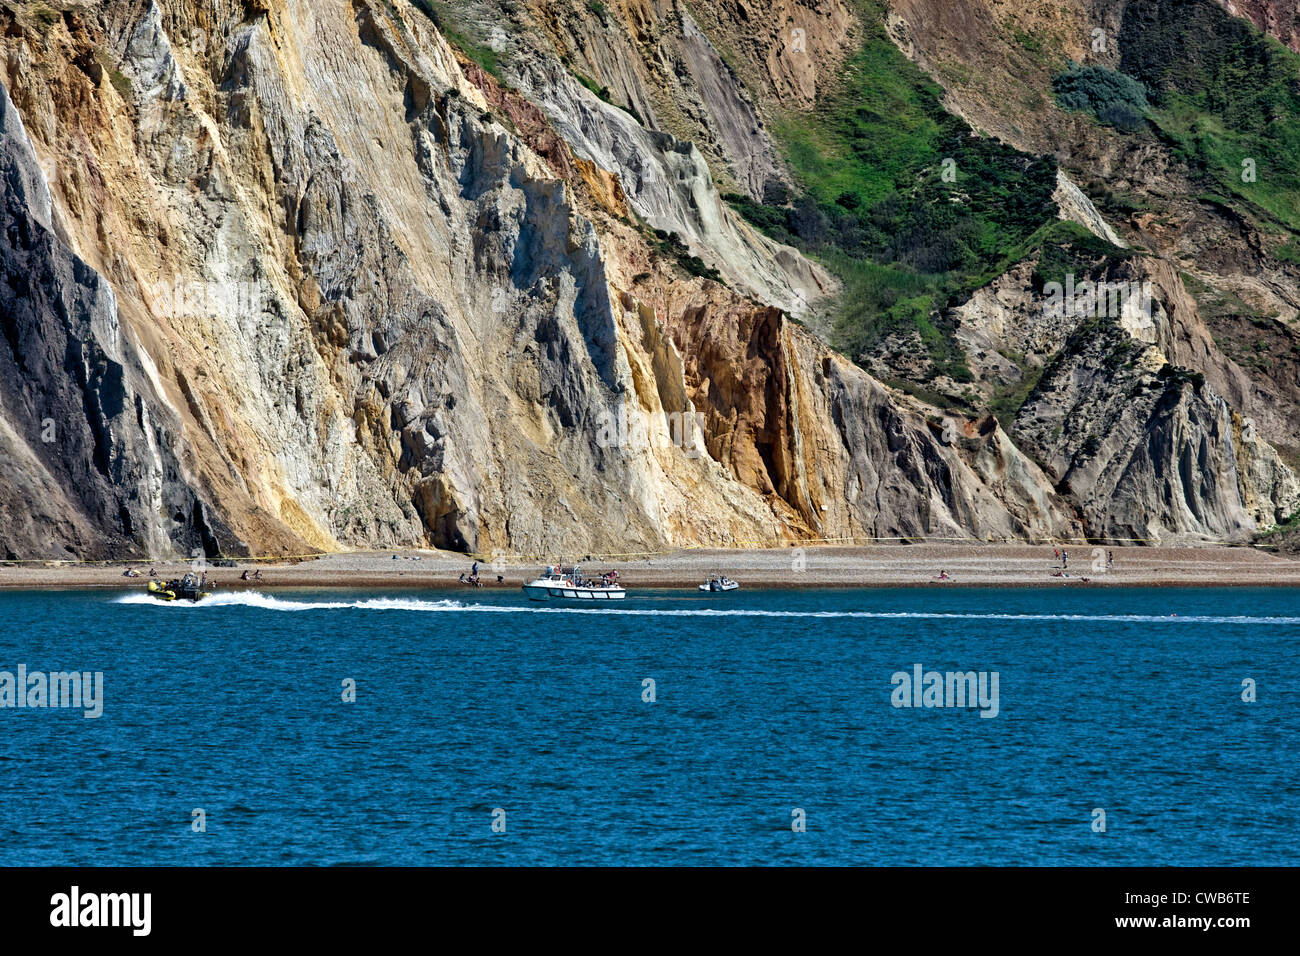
(1215, 0, 1300, 51)
(867, 0, 1300, 541)
(0, 0, 1066, 558)
(0, 79, 218, 560)
(0, 0, 1292, 558)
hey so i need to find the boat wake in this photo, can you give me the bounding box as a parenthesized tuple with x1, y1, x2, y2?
(112, 592, 468, 612)
(110, 592, 1299, 624)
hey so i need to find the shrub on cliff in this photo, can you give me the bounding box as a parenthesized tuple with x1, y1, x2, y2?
(1053, 65, 1149, 131)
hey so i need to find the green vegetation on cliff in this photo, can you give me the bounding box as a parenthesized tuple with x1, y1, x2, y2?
(1052, 64, 1149, 131)
(724, 0, 1060, 386)
(1120, 0, 1300, 234)
(1031, 220, 1133, 293)
(411, 0, 504, 79)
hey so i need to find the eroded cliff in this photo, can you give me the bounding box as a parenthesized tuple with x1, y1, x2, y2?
(0, 0, 1293, 558)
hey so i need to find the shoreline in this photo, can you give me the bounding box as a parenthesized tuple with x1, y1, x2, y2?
(3, 544, 1300, 592)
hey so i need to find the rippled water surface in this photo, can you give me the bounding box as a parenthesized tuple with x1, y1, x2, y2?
(0, 586, 1294, 865)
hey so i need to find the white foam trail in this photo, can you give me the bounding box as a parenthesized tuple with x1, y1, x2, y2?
(484, 609, 1296, 624)
(110, 592, 1299, 624)
(113, 592, 466, 612)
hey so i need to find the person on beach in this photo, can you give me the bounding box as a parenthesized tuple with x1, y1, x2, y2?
(1107, 550, 1114, 570)
(241, 570, 250, 581)
(459, 573, 466, 584)
(1062, 550, 1069, 569)
(936, 570, 950, 580)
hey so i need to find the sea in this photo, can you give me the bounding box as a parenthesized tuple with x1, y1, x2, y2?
(0, 586, 1294, 866)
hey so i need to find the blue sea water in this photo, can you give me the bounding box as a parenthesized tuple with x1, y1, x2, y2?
(0, 586, 1294, 866)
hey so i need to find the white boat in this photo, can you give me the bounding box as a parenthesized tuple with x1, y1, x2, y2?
(699, 574, 739, 592)
(523, 566, 626, 601)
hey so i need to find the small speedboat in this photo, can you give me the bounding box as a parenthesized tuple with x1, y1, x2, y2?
(147, 572, 212, 602)
(523, 566, 625, 601)
(699, 574, 739, 592)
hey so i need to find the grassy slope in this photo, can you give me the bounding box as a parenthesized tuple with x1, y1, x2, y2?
(730, 0, 1300, 422)
(1120, 0, 1300, 238)
(724, 0, 1071, 392)
(410, 0, 504, 78)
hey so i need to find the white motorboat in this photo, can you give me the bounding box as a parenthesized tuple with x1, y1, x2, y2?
(523, 566, 626, 601)
(699, 574, 739, 592)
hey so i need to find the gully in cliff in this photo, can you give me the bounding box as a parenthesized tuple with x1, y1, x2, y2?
(522, 566, 626, 601)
